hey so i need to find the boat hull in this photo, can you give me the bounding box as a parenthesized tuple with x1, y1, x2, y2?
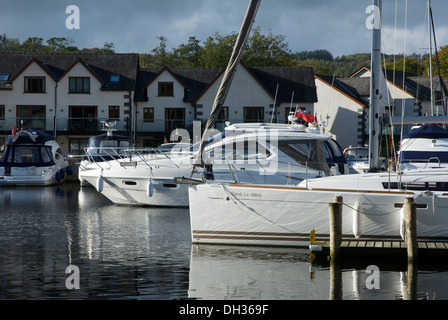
(188, 183, 448, 247)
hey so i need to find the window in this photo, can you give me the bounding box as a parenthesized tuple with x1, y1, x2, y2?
(69, 77, 90, 93)
(217, 106, 229, 123)
(143, 107, 154, 122)
(109, 106, 120, 120)
(165, 108, 185, 132)
(24, 77, 45, 93)
(69, 138, 89, 155)
(243, 107, 264, 123)
(0, 73, 9, 81)
(158, 82, 174, 97)
(69, 106, 97, 131)
(110, 74, 120, 82)
(0, 105, 5, 120)
(17, 105, 46, 130)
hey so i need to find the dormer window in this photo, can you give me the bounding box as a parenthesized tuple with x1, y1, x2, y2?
(24, 77, 46, 93)
(110, 74, 120, 82)
(0, 73, 9, 81)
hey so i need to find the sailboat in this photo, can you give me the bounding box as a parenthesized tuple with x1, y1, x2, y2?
(187, 0, 448, 247)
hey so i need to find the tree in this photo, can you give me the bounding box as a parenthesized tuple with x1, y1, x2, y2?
(423, 45, 448, 78)
(172, 36, 204, 68)
(17, 37, 44, 52)
(46, 37, 78, 53)
(202, 32, 238, 68)
(243, 27, 295, 67)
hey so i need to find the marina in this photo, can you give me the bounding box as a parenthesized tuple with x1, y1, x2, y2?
(2, 182, 448, 301)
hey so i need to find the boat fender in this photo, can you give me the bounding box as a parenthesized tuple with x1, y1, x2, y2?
(60, 169, 65, 179)
(66, 166, 74, 176)
(147, 180, 154, 197)
(96, 176, 104, 193)
(353, 201, 362, 239)
(56, 171, 61, 182)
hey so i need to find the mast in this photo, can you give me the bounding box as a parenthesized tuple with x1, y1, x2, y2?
(369, 0, 382, 171)
(428, 0, 435, 115)
(192, 0, 261, 170)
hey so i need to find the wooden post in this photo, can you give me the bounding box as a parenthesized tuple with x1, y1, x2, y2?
(329, 196, 343, 263)
(404, 197, 418, 263)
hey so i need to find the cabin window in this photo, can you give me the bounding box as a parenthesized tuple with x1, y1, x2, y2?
(24, 77, 45, 93)
(69, 77, 90, 93)
(278, 140, 329, 174)
(1, 146, 55, 167)
(207, 139, 270, 162)
(158, 82, 174, 97)
(383, 181, 448, 191)
(0, 105, 5, 120)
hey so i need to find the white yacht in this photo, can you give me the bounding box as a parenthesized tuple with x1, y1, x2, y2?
(0, 129, 72, 186)
(187, 0, 448, 248)
(78, 122, 348, 207)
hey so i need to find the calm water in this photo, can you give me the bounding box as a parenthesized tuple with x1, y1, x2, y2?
(1, 182, 448, 301)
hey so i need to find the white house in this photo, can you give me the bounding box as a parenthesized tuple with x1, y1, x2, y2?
(0, 53, 318, 153)
(314, 66, 448, 149)
(0, 53, 138, 154)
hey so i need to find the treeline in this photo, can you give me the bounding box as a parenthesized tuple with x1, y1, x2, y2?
(0, 34, 115, 54)
(1, 31, 447, 77)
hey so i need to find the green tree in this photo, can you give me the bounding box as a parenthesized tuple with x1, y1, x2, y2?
(172, 36, 204, 68)
(423, 45, 448, 77)
(46, 37, 78, 52)
(243, 27, 295, 67)
(17, 37, 44, 52)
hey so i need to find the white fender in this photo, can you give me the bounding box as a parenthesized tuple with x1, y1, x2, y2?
(147, 180, 154, 197)
(353, 201, 362, 239)
(96, 176, 104, 193)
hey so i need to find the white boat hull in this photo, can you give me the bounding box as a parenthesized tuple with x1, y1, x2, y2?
(189, 180, 448, 247)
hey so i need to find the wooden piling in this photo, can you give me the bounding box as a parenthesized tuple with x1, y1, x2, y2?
(329, 196, 343, 263)
(404, 197, 418, 263)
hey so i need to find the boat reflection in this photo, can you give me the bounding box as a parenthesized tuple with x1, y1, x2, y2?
(188, 244, 448, 300)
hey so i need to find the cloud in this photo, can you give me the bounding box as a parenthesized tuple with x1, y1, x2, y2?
(1, 0, 448, 57)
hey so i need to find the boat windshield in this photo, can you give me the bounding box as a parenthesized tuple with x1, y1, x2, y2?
(278, 140, 330, 175)
(0, 145, 55, 167)
(345, 149, 369, 161)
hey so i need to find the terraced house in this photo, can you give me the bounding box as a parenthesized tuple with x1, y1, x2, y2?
(0, 52, 318, 154)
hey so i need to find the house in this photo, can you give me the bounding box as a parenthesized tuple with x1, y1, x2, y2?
(0, 52, 139, 154)
(314, 66, 448, 149)
(132, 63, 317, 147)
(0, 52, 318, 153)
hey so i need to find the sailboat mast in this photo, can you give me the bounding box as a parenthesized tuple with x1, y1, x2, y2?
(192, 0, 261, 169)
(428, 0, 435, 115)
(369, 0, 382, 171)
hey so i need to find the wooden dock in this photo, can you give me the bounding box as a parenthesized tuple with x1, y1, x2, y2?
(310, 196, 448, 263)
(310, 239, 448, 260)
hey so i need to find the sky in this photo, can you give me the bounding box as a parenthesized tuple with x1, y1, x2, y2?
(1, 0, 448, 58)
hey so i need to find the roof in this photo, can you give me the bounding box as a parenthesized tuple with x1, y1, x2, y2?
(315, 74, 369, 106)
(0, 52, 139, 91)
(135, 64, 317, 104)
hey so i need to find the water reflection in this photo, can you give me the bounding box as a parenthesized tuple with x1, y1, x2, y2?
(0, 183, 191, 300)
(1, 183, 448, 300)
(188, 245, 448, 300)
